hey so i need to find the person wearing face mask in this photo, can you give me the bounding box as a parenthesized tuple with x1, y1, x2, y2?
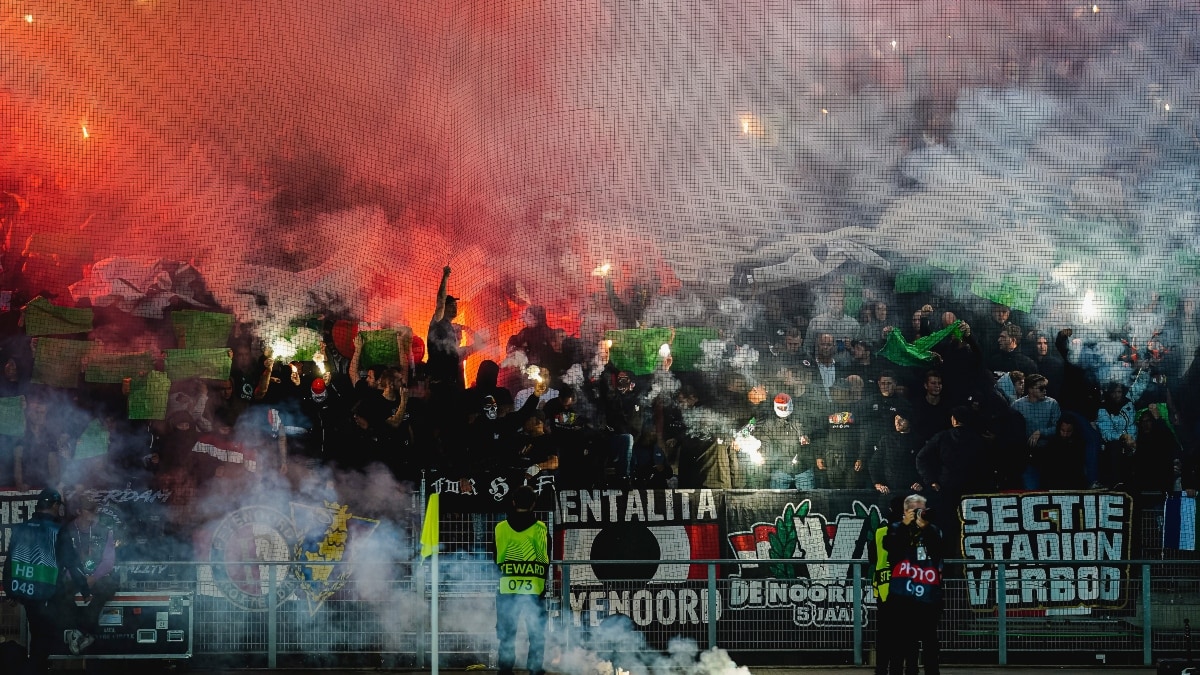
(756, 392, 814, 489)
(466, 395, 516, 477)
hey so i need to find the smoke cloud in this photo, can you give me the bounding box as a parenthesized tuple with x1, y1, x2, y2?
(4, 1, 1196, 345)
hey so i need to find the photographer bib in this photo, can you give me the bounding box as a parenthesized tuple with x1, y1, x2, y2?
(889, 557, 942, 603)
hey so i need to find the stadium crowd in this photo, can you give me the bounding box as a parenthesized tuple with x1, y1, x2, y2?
(1, 264, 1198, 528)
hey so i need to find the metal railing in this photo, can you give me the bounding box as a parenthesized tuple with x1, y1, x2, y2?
(3, 556, 1195, 669)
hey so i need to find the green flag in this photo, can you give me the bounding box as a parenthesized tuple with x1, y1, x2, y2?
(667, 327, 719, 372)
(894, 265, 935, 294)
(128, 371, 170, 420)
(606, 328, 674, 375)
(0, 396, 25, 437)
(172, 311, 234, 349)
(32, 338, 92, 388)
(877, 323, 963, 367)
(85, 350, 155, 384)
(23, 297, 93, 336)
(970, 274, 1040, 313)
(165, 348, 232, 381)
(74, 419, 109, 459)
(359, 329, 401, 368)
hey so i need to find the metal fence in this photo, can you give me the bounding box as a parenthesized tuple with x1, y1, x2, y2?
(2, 498, 1198, 669)
(2, 555, 1197, 669)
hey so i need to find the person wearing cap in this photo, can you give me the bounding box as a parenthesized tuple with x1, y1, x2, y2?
(758, 392, 815, 489)
(870, 402, 925, 497)
(427, 265, 476, 402)
(492, 486, 549, 675)
(6, 489, 95, 671)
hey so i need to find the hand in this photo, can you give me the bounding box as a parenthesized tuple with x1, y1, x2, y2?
(931, 482, 941, 492)
(911, 482, 923, 492)
(1027, 431, 1041, 447)
(875, 483, 889, 494)
(853, 459, 863, 472)
(815, 458, 826, 471)
(353, 333, 363, 349)
(81, 594, 94, 605)
(443, 266, 452, 277)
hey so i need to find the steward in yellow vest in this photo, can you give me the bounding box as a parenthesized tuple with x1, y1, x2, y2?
(493, 486, 548, 675)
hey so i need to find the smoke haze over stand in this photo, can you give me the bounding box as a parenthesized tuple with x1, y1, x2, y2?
(3, 1, 1199, 347)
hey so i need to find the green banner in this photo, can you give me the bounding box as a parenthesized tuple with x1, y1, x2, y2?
(165, 348, 231, 381)
(85, 351, 156, 384)
(23, 297, 93, 336)
(171, 310, 234, 349)
(128, 371, 170, 420)
(0, 396, 25, 437)
(32, 338, 93, 388)
(74, 419, 110, 459)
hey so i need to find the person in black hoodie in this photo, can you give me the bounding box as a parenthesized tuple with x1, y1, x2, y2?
(466, 359, 514, 417)
(916, 405, 985, 537)
(511, 306, 557, 375)
(870, 402, 924, 498)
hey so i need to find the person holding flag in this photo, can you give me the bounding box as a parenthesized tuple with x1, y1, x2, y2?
(492, 486, 549, 675)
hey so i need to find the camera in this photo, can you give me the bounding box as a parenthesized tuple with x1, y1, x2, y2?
(912, 508, 924, 520)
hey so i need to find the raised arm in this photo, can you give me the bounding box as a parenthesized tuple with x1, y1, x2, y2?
(432, 266, 451, 323)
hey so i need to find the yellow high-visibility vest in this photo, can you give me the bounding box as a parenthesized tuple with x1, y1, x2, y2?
(495, 519, 549, 595)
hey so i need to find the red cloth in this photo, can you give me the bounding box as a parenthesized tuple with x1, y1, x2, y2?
(331, 320, 359, 358)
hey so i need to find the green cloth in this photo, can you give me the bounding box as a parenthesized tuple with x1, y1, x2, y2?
(74, 419, 109, 459)
(32, 338, 92, 388)
(85, 351, 155, 384)
(165, 348, 232, 381)
(271, 326, 323, 362)
(604, 327, 717, 375)
(606, 328, 675, 376)
(23, 297, 93, 336)
(128, 371, 170, 420)
(877, 323, 963, 367)
(359, 330, 401, 368)
(172, 311, 234, 349)
(894, 265, 936, 294)
(0, 396, 25, 437)
(665, 327, 719, 372)
(970, 274, 1040, 313)
(843, 275, 863, 319)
